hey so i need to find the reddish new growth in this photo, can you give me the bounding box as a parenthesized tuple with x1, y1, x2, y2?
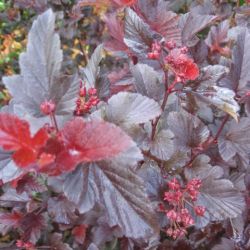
(75, 80, 100, 116)
(159, 178, 205, 239)
(165, 47, 199, 82)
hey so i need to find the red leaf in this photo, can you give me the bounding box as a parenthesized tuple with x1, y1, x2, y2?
(0, 114, 49, 168)
(12, 147, 37, 167)
(0, 113, 31, 151)
(72, 225, 88, 245)
(103, 12, 128, 52)
(0, 210, 23, 228)
(32, 128, 49, 148)
(60, 118, 133, 164)
(38, 119, 135, 175)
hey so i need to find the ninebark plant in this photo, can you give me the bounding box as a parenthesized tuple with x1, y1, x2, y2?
(0, 0, 250, 249)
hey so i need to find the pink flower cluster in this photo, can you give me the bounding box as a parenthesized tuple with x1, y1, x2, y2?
(160, 178, 206, 239)
(74, 80, 100, 116)
(165, 47, 199, 82)
(147, 41, 199, 83)
(16, 240, 35, 250)
(147, 41, 161, 60)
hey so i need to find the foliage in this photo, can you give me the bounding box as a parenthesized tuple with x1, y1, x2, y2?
(0, 0, 250, 249)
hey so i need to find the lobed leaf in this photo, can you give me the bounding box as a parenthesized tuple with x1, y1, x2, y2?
(60, 118, 134, 164)
(19, 212, 46, 243)
(80, 44, 104, 89)
(218, 117, 250, 163)
(63, 163, 159, 239)
(105, 92, 161, 128)
(131, 63, 164, 101)
(0, 113, 48, 167)
(136, 0, 181, 44)
(3, 9, 79, 116)
(149, 129, 175, 161)
(124, 8, 157, 56)
(191, 86, 240, 121)
(179, 13, 217, 46)
(47, 196, 78, 224)
(167, 110, 210, 154)
(0, 149, 23, 184)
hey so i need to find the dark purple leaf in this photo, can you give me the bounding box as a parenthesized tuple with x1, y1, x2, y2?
(16, 174, 46, 194)
(179, 12, 217, 47)
(220, 27, 250, 93)
(0, 210, 23, 235)
(0, 149, 23, 184)
(19, 212, 46, 243)
(105, 92, 161, 128)
(218, 117, 250, 163)
(136, 0, 181, 44)
(63, 163, 159, 239)
(205, 20, 229, 54)
(80, 44, 104, 89)
(47, 196, 78, 224)
(131, 63, 164, 101)
(149, 129, 175, 161)
(167, 110, 210, 154)
(212, 238, 235, 250)
(3, 9, 79, 117)
(190, 86, 239, 121)
(103, 12, 128, 52)
(0, 188, 30, 208)
(49, 233, 73, 250)
(124, 8, 158, 57)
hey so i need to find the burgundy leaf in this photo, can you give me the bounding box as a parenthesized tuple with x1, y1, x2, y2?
(167, 110, 210, 154)
(0, 113, 48, 167)
(47, 196, 78, 224)
(0, 210, 23, 235)
(0, 188, 30, 208)
(136, 0, 181, 44)
(108, 66, 134, 95)
(49, 233, 73, 250)
(179, 13, 218, 47)
(124, 8, 158, 57)
(103, 12, 128, 52)
(15, 174, 46, 194)
(131, 63, 164, 101)
(218, 117, 250, 163)
(63, 163, 159, 239)
(105, 92, 162, 128)
(205, 20, 230, 54)
(60, 118, 134, 164)
(19, 212, 46, 243)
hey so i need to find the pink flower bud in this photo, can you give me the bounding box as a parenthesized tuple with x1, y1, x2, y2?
(88, 87, 97, 96)
(195, 206, 206, 216)
(165, 40, 176, 50)
(79, 87, 87, 97)
(40, 100, 56, 115)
